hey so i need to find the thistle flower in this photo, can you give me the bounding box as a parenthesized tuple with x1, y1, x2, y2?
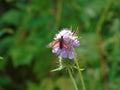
(48, 29, 85, 90)
(48, 29, 80, 59)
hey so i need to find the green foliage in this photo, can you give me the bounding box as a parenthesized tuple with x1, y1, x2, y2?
(0, 0, 120, 90)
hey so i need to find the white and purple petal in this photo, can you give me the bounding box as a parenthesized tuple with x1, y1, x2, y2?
(59, 50, 67, 58)
(68, 52, 74, 59)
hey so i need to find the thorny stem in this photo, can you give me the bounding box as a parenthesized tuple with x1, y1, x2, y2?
(74, 51, 86, 90)
(59, 57, 63, 68)
(68, 68, 78, 90)
(96, 0, 114, 90)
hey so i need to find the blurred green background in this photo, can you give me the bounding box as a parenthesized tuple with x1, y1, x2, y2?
(0, 0, 120, 90)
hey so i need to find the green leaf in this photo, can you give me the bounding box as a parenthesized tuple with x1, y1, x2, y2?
(27, 81, 39, 90)
(40, 78, 54, 90)
(0, 10, 21, 25)
(0, 57, 3, 60)
(10, 46, 33, 67)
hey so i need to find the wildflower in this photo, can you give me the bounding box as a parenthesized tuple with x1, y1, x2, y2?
(48, 29, 80, 59)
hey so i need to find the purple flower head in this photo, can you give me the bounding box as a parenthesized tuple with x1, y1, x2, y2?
(49, 29, 80, 59)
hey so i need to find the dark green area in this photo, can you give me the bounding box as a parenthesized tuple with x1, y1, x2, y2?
(0, 0, 120, 90)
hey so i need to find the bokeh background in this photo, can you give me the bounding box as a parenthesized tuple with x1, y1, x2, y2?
(0, 0, 120, 90)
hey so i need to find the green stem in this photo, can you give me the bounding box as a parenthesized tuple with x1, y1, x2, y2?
(96, 0, 114, 90)
(68, 68, 78, 90)
(74, 51, 86, 90)
(55, 0, 62, 29)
